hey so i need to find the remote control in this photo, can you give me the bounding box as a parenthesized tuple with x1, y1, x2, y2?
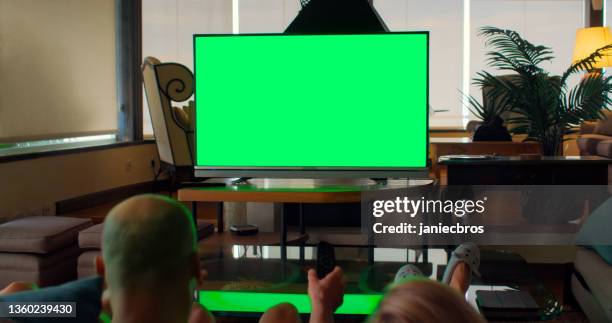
(316, 241, 336, 279)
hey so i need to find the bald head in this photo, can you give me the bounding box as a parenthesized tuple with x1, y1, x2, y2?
(102, 194, 197, 292)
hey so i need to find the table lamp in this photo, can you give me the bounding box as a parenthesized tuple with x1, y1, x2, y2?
(572, 26, 612, 70)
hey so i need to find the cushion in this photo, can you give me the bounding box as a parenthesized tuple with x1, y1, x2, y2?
(596, 140, 612, 158)
(594, 111, 612, 136)
(0, 245, 80, 271)
(574, 247, 612, 321)
(0, 277, 103, 323)
(0, 216, 93, 254)
(577, 134, 611, 155)
(78, 223, 103, 249)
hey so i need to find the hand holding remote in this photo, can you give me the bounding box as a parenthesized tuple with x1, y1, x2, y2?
(307, 266, 345, 323)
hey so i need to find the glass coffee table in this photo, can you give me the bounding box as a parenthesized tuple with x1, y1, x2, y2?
(197, 244, 562, 321)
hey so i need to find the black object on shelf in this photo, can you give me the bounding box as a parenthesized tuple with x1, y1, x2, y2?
(229, 224, 259, 236)
(476, 290, 540, 320)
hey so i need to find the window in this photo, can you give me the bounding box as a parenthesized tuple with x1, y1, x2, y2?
(469, 0, 584, 120)
(142, 0, 233, 136)
(141, 0, 302, 136)
(141, 0, 586, 132)
(238, 0, 300, 33)
(606, 0, 612, 28)
(0, 0, 117, 144)
(374, 0, 465, 128)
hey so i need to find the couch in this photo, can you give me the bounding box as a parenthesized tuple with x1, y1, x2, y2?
(577, 111, 612, 158)
(0, 216, 93, 288)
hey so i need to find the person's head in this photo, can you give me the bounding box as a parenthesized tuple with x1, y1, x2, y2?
(371, 279, 485, 323)
(95, 194, 201, 320)
(489, 116, 505, 127)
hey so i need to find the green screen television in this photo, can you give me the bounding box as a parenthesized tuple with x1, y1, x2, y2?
(194, 32, 428, 178)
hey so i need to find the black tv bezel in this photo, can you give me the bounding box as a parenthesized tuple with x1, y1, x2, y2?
(192, 31, 429, 179)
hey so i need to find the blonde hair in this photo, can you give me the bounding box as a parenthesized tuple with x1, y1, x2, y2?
(371, 279, 486, 323)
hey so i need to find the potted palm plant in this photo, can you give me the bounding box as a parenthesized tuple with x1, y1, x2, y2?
(467, 26, 612, 155)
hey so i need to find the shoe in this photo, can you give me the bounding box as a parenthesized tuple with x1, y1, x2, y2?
(394, 264, 424, 284)
(442, 242, 481, 285)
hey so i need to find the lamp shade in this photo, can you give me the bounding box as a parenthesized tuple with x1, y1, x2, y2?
(572, 26, 612, 68)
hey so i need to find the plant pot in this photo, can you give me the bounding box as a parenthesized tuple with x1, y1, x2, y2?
(539, 133, 563, 156)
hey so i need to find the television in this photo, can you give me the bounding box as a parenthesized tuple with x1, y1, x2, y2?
(193, 32, 428, 178)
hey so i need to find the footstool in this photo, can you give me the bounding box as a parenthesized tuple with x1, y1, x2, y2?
(0, 216, 93, 288)
(78, 220, 216, 278)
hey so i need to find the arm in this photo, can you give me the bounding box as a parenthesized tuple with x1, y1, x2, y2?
(307, 267, 345, 323)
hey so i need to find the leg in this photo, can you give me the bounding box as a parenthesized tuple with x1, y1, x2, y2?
(280, 203, 287, 261)
(299, 204, 305, 262)
(216, 202, 224, 232)
(442, 243, 480, 295)
(448, 262, 471, 295)
(192, 202, 198, 226)
(259, 303, 301, 323)
(367, 199, 374, 265)
(298, 203, 305, 235)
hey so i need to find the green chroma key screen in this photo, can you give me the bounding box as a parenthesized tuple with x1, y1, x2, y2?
(194, 33, 428, 169)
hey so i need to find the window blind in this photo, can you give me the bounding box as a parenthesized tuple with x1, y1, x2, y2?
(142, 0, 233, 135)
(374, 0, 465, 128)
(0, 0, 117, 143)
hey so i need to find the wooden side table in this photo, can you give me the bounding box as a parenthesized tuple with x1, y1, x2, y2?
(430, 138, 540, 178)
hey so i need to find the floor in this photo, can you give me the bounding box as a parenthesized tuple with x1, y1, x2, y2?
(64, 195, 589, 323)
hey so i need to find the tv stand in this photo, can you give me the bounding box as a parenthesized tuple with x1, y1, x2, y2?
(230, 177, 253, 185)
(246, 178, 401, 189)
(370, 178, 388, 185)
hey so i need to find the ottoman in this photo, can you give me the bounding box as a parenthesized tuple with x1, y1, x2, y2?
(78, 220, 215, 278)
(0, 216, 93, 288)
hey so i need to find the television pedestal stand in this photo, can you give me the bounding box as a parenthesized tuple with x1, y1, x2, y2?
(247, 178, 386, 189)
(370, 178, 388, 185)
(230, 177, 253, 185)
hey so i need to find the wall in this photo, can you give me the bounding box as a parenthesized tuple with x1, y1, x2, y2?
(0, 0, 117, 141)
(0, 144, 158, 222)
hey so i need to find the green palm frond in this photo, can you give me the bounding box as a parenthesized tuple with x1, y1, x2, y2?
(463, 90, 509, 123)
(561, 43, 612, 85)
(563, 73, 612, 125)
(479, 26, 554, 74)
(468, 26, 612, 154)
(474, 72, 537, 116)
